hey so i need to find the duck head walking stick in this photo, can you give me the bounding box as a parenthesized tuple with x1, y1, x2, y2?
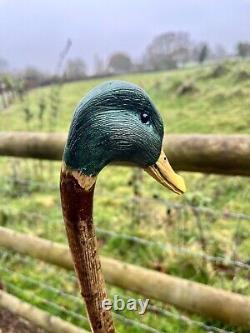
(60, 81, 186, 332)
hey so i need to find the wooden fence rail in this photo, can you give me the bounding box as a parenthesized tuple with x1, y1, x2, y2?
(0, 132, 250, 176)
(0, 226, 250, 330)
(0, 290, 89, 333)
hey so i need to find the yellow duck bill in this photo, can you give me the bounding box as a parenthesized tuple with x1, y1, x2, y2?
(145, 149, 186, 195)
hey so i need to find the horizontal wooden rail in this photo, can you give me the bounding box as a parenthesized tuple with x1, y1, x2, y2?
(0, 132, 250, 176)
(0, 226, 250, 329)
(0, 290, 89, 333)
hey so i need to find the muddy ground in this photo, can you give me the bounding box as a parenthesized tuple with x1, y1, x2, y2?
(0, 309, 45, 333)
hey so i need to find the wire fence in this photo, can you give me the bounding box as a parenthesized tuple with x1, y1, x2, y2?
(1, 175, 249, 273)
(0, 169, 249, 332)
(0, 250, 235, 333)
(1, 175, 250, 221)
(95, 227, 250, 270)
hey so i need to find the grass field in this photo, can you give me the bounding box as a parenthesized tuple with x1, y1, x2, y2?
(0, 59, 250, 333)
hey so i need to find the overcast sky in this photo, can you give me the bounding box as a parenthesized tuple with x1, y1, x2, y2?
(0, 0, 250, 73)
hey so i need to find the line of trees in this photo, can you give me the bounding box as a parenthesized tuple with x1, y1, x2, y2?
(75, 34, 250, 76)
(92, 33, 229, 75)
(99, 34, 250, 74)
(1, 32, 250, 87)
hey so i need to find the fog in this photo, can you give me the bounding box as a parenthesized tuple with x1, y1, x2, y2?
(0, 0, 249, 72)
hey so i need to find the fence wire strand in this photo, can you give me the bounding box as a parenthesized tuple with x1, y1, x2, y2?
(2, 176, 250, 221)
(0, 250, 235, 333)
(95, 227, 250, 270)
(0, 175, 248, 333)
(0, 258, 166, 333)
(1, 209, 249, 271)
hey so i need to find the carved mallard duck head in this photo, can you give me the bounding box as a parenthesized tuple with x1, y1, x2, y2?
(64, 80, 186, 194)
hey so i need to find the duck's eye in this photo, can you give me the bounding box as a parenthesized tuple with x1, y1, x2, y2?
(140, 112, 151, 124)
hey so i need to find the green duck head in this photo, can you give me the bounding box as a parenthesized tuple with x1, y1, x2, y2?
(63, 80, 186, 194)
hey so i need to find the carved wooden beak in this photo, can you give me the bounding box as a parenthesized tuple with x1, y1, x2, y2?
(145, 149, 186, 194)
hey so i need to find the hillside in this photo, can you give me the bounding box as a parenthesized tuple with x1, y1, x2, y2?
(0, 60, 250, 333)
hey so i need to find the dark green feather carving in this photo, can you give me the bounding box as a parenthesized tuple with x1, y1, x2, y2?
(63, 80, 164, 175)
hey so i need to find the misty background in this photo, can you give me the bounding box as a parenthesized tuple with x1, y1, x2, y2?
(0, 0, 250, 76)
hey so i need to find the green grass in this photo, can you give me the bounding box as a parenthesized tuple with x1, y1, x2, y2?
(0, 59, 250, 333)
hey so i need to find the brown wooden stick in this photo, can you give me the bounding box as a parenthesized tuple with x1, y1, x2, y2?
(60, 168, 115, 333)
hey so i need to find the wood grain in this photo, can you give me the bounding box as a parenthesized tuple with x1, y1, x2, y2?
(60, 169, 115, 333)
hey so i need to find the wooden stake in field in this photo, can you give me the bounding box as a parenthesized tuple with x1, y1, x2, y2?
(60, 81, 186, 332)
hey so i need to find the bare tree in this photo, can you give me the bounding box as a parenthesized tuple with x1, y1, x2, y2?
(64, 58, 87, 80)
(237, 42, 250, 58)
(198, 44, 209, 63)
(56, 38, 72, 74)
(212, 44, 227, 60)
(22, 67, 47, 88)
(108, 52, 133, 73)
(93, 54, 105, 75)
(0, 58, 8, 74)
(191, 43, 210, 64)
(144, 32, 192, 70)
